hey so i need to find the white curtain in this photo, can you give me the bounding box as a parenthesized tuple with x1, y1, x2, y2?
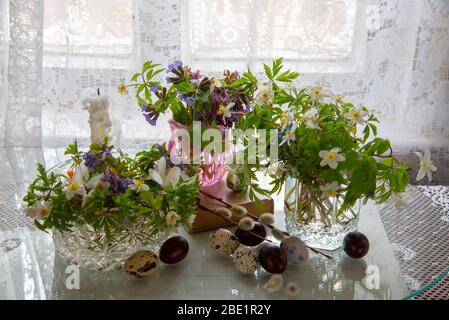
(0, 0, 448, 183)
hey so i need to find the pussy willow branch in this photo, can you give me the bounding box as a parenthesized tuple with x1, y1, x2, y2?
(200, 189, 332, 259)
(198, 203, 273, 244)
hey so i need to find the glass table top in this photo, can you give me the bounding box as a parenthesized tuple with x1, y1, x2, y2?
(2, 146, 448, 300)
(0, 202, 409, 300)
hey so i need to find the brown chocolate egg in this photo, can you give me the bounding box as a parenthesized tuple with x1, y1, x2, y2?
(235, 222, 267, 246)
(159, 236, 189, 264)
(124, 250, 158, 278)
(258, 243, 287, 274)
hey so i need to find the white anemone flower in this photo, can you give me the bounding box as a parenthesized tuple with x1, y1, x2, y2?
(307, 86, 326, 101)
(130, 179, 150, 192)
(319, 148, 346, 169)
(302, 108, 319, 129)
(391, 193, 410, 210)
(319, 182, 340, 199)
(217, 102, 235, 120)
(335, 94, 345, 103)
(211, 78, 223, 88)
(166, 211, 181, 226)
(256, 82, 273, 104)
(415, 150, 437, 182)
(148, 157, 181, 187)
(344, 106, 368, 125)
(280, 110, 294, 131)
(280, 122, 298, 146)
(36, 200, 51, 219)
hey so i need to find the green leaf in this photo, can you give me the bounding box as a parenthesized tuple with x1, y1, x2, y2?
(131, 72, 140, 82)
(263, 63, 273, 80)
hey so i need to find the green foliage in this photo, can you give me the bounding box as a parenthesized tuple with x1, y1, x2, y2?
(232, 59, 409, 210)
(23, 142, 200, 239)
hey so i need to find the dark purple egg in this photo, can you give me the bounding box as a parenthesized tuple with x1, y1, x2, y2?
(159, 236, 189, 264)
(235, 222, 267, 246)
(258, 243, 288, 274)
(343, 231, 370, 259)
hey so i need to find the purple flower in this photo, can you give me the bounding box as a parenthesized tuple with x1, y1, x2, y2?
(166, 60, 183, 73)
(100, 150, 112, 161)
(104, 167, 133, 194)
(141, 104, 160, 126)
(83, 151, 101, 170)
(178, 93, 186, 101)
(83, 150, 111, 170)
(149, 85, 158, 93)
(185, 96, 195, 106)
(189, 70, 201, 80)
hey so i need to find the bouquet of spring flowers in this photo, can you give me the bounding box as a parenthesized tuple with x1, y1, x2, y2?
(227, 58, 411, 249)
(120, 60, 250, 129)
(120, 60, 258, 186)
(23, 139, 199, 238)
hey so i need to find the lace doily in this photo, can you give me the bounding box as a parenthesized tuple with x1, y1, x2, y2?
(379, 186, 449, 300)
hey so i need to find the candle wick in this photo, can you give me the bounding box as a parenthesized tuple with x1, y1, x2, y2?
(97, 88, 100, 96)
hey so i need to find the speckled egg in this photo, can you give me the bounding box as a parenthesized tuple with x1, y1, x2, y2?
(209, 228, 240, 255)
(233, 246, 259, 274)
(280, 236, 309, 264)
(124, 250, 158, 278)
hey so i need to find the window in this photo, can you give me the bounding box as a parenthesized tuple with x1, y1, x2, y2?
(43, 0, 133, 69)
(182, 0, 367, 73)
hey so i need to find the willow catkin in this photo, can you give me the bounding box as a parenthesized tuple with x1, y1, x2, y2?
(238, 217, 255, 231)
(215, 207, 232, 219)
(259, 213, 275, 226)
(230, 205, 247, 218)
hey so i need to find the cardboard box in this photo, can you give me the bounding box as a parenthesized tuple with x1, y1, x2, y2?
(185, 179, 274, 233)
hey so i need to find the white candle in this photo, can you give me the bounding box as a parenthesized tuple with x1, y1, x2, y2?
(82, 90, 112, 144)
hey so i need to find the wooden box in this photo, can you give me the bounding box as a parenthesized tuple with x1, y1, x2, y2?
(185, 179, 274, 233)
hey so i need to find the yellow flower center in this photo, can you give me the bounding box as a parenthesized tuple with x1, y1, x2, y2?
(67, 180, 80, 192)
(261, 91, 271, 100)
(326, 189, 337, 197)
(217, 105, 225, 116)
(352, 111, 361, 120)
(134, 180, 144, 188)
(117, 83, 127, 95)
(325, 152, 336, 161)
(37, 206, 50, 217)
(280, 112, 289, 124)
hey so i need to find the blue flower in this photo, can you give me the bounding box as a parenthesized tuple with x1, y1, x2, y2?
(83, 150, 111, 170)
(100, 150, 112, 161)
(83, 151, 101, 170)
(150, 85, 158, 93)
(166, 60, 183, 73)
(141, 104, 160, 126)
(186, 96, 195, 106)
(104, 167, 133, 194)
(178, 93, 186, 101)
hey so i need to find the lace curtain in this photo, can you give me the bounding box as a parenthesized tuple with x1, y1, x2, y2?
(0, 0, 448, 183)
